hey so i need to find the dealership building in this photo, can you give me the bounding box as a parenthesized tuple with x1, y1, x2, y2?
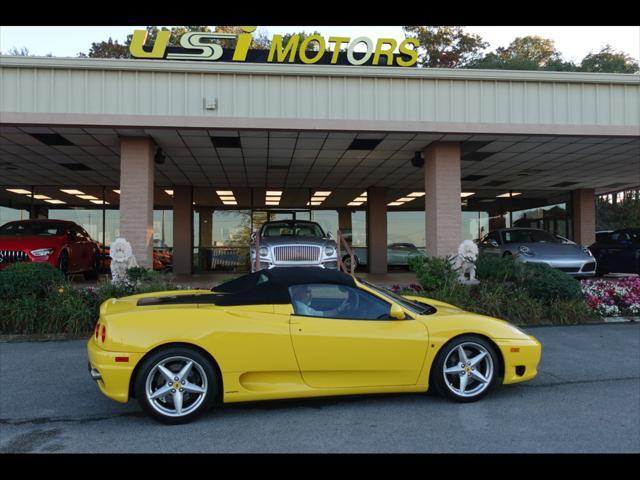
(0, 54, 639, 274)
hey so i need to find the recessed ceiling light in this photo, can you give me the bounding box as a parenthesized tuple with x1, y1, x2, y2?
(360, 192, 367, 197)
(90, 200, 109, 205)
(306, 201, 321, 206)
(354, 197, 367, 202)
(496, 192, 522, 198)
(45, 199, 66, 204)
(60, 189, 85, 195)
(77, 195, 98, 200)
(219, 196, 236, 201)
(461, 192, 475, 197)
(388, 202, 404, 206)
(113, 189, 121, 194)
(397, 197, 416, 202)
(314, 191, 331, 197)
(266, 191, 282, 196)
(222, 201, 238, 205)
(310, 197, 326, 202)
(266, 201, 280, 206)
(33, 195, 51, 200)
(347, 202, 363, 206)
(6, 188, 32, 195)
(408, 192, 425, 197)
(216, 190, 233, 196)
(266, 196, 281, 201)
(165, 190, 174, 196)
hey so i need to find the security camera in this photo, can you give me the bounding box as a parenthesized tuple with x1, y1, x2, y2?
(411, 151, 424, 168)
(154, 148, 166, 165)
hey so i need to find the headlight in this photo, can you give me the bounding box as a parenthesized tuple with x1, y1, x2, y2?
(582, 246, 593, 257)
(30, 248, 54, 257)
(518, 245, 534, 256)
(259, 246, 269, 257)
(509, 325, 529, 337)
(324, 246, 336, 257)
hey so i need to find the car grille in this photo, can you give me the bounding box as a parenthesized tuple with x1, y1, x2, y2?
(557, 267, 580, 273)
(0, 250, 29, 264)
(273, 245, 321, 263)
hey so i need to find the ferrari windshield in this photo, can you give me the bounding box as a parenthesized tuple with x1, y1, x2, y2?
(502, 229, 560, 244)
(261, 222, 325, 238)
(0, 221, 66, 236)
(360, 280, 435, 315)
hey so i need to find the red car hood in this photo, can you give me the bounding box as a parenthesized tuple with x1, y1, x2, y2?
(0, 235, 65, 251)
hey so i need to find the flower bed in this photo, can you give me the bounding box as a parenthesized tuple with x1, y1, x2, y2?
(581, 276, 640, 317)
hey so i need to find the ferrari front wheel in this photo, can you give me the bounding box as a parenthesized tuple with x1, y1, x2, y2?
(135, 347, 218, 424)
(432, 335, 498, 403)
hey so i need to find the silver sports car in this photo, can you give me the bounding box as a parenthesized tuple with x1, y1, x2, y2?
(478, 227, 596, 277)
(250, 220, 338, 272)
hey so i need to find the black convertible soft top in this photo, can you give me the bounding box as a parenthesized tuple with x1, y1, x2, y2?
(212, 267, 357, 306)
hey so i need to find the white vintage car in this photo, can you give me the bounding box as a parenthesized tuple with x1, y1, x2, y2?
(250, 220, 338, 272)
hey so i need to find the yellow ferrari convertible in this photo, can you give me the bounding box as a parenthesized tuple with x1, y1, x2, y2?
(88, 268, 541, 424)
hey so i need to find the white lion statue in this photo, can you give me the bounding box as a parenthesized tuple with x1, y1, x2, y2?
(110, 238, 138, 285)
(454, 240, 479, 285)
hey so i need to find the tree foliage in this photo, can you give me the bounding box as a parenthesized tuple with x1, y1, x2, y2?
(597, 191, 640, 230)
(402, 26, 488, 68)
(580, 45, 639, 73)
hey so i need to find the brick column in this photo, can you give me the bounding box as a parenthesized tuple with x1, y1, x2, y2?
(366, 187, 387, 274)
(424, 142, 461, 257)
(198, 207, 213, 271)
(199, 207, 213, 248)
(572, 188, 596, 246)
(337, 208, 352, 238)
(120, 137, 154, 268)
(173, 185, 193, 274)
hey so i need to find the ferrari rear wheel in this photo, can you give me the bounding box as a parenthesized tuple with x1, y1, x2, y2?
(135, 347, 218, 424)
(432, 335, 498, 403)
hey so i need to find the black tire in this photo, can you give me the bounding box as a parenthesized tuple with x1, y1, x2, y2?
(134, 346, 218, 425)
(58, 251, 69, 277)
(431, 335, 500, 403)
(83, 251, 100, 280)
(342, 255, 359, 272)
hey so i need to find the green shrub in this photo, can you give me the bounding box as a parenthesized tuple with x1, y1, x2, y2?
(0, 262, 64, 299)
(475, 255, 517, 282)
(409, 255, 458, 293)
(515, 262, 583, 304)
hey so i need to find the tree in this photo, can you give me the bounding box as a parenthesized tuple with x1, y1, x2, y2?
(402, 26, 488, 68)
(79, 37, 129, 58)
(597, 190, 640, 230)
(467, 36, 575, 71)
(280, 31, 324, 51)
(580, 45, 639, 73)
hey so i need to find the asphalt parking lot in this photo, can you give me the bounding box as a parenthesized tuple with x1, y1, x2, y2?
(0, 323, 638, 453)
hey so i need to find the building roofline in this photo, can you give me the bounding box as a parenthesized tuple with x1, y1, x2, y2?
(2, 56, 639, 85)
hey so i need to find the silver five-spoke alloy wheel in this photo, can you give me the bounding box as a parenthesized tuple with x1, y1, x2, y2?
(145, 356, 208, 418)
(442, 342, 494, 398)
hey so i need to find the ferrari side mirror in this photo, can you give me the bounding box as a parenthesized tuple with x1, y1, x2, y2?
(390, 303, 405, 320)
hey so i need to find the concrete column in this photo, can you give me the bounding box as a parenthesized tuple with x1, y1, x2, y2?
(572, 188, 596, 246)
(173, 186, 193, 274)
(120, 137, 154, 268)
(366, 187, 387, 274)
(424, 142, 461, 257)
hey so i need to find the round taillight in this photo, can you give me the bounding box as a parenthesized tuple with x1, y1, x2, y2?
(101, 325, 106, 343)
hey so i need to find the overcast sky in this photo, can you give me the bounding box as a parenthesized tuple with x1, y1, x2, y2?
(1, 26, 638, 63)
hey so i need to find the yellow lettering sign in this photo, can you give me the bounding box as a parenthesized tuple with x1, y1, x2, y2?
(268, 35, 299, 63)
(129, 30, 170, 59)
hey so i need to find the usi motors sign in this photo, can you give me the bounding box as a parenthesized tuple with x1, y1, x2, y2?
(130, 27, 419, 67)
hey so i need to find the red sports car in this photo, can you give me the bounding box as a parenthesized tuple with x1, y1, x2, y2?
(0, 219, 100, 278)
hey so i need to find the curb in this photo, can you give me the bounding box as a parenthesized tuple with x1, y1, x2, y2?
(0, 333, 90, 343)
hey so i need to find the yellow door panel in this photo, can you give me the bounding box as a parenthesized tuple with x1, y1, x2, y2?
(290, 315, 428, 388)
